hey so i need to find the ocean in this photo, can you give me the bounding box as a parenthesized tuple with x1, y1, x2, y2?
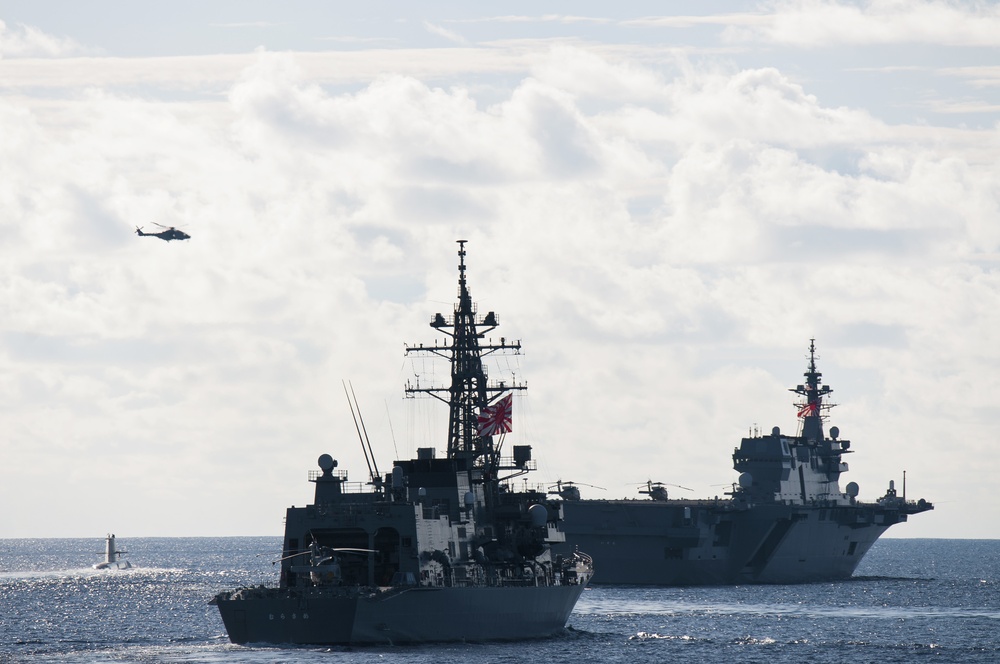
(2, 537, 998, 663)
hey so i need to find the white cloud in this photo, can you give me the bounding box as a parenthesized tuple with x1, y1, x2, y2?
(1, 30, 997, 538)
(724, 0, 1000, 47)
(446, 15, 614, 25)
(422, 20, 469, 45)
(0, 19, 91, 58)
(623, 1, 1000, 48)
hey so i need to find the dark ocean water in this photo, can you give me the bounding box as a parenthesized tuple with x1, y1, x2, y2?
(2, 537, 998, 663)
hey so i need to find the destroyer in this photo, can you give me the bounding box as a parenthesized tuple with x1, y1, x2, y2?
(553, 341, 932, 585)
(213, 241, 593, 645)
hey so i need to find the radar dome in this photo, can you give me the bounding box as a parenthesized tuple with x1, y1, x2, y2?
(528, 503, 548, 527)
(318, 454, 336, 471)
(738, 472, 753, 489)
(846, 482, 859, 497)
(771, 426, 780, 436)
(830, 426, 840, 439)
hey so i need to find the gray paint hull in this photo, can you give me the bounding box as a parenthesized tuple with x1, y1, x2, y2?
(555, 499, 901, 585)
(215, 584, 587, 645)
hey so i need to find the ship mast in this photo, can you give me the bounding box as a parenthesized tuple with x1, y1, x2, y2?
(790, 339, 833, 442)
(404, 241, 525, 469)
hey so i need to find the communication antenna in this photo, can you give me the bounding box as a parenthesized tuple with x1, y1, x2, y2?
(343, 380, 380, 484)
(384, 399, 400, 460)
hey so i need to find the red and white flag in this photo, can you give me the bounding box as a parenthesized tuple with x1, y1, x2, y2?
(797, 402, 818, 418)
(477, 393, 513, 437)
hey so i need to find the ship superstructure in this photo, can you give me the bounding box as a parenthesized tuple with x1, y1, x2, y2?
(553, 341, 932, 585)
(213, 242, 592, 644)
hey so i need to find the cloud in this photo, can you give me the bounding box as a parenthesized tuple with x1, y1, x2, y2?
(446, 15, 614, 25)
(0, 47, 538, 91)
(1, 42, 998, 537)
(422, 20, 469, 45)
(723, 0, 1000, 47)
(317, 36, 402, 45)
(211, 21, 286, 29)
(0, 19, 91, 58)
(622, 2, 1000, 48)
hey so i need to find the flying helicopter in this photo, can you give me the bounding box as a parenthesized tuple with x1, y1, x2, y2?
(135, 223, 190, 241)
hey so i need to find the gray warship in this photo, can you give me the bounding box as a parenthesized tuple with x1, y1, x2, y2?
(553, 341, 933, 585)
(213, 241, 593, 645)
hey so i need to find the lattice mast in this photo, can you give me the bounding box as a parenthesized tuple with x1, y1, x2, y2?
(404, 241, 525, 470)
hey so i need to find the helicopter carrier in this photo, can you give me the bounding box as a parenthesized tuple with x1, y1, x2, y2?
(552, 341, 933, 585)
(213, 242, 593, 645)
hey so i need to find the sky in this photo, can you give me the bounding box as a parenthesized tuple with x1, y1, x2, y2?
(1, 0, 999, 539)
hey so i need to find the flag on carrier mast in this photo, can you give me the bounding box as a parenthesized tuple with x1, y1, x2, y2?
(477, 393, 513, 437)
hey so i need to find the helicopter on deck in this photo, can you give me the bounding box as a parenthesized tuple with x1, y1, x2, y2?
(548, 480, 605, 502)
(638, 480, 693, 502)
(136, 223, 190, 241)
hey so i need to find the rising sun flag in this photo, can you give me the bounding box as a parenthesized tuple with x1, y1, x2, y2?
(477, 393, 513, 437)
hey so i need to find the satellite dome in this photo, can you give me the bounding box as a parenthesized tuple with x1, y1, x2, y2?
(846, 481, 859, 497)
(318, 454, 336, 471)
(830, 426, 840, 439)
(738, 472, 753, 489)
(528, 503, 548, 527)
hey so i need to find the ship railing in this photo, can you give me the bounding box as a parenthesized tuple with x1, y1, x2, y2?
(497, 457, 537, 471)
(450, 577, 541, 588)
(307, 469, 349, 482)
(311, 502, 380, 520)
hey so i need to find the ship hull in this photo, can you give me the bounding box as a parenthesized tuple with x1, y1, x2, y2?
(215, 584, 587, 645)
(555, 499, 906, 585)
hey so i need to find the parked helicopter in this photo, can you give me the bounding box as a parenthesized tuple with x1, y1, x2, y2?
(135, 223, 190, 241)
(548, 480, 605, 502)
(638, 480, 693, 502)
